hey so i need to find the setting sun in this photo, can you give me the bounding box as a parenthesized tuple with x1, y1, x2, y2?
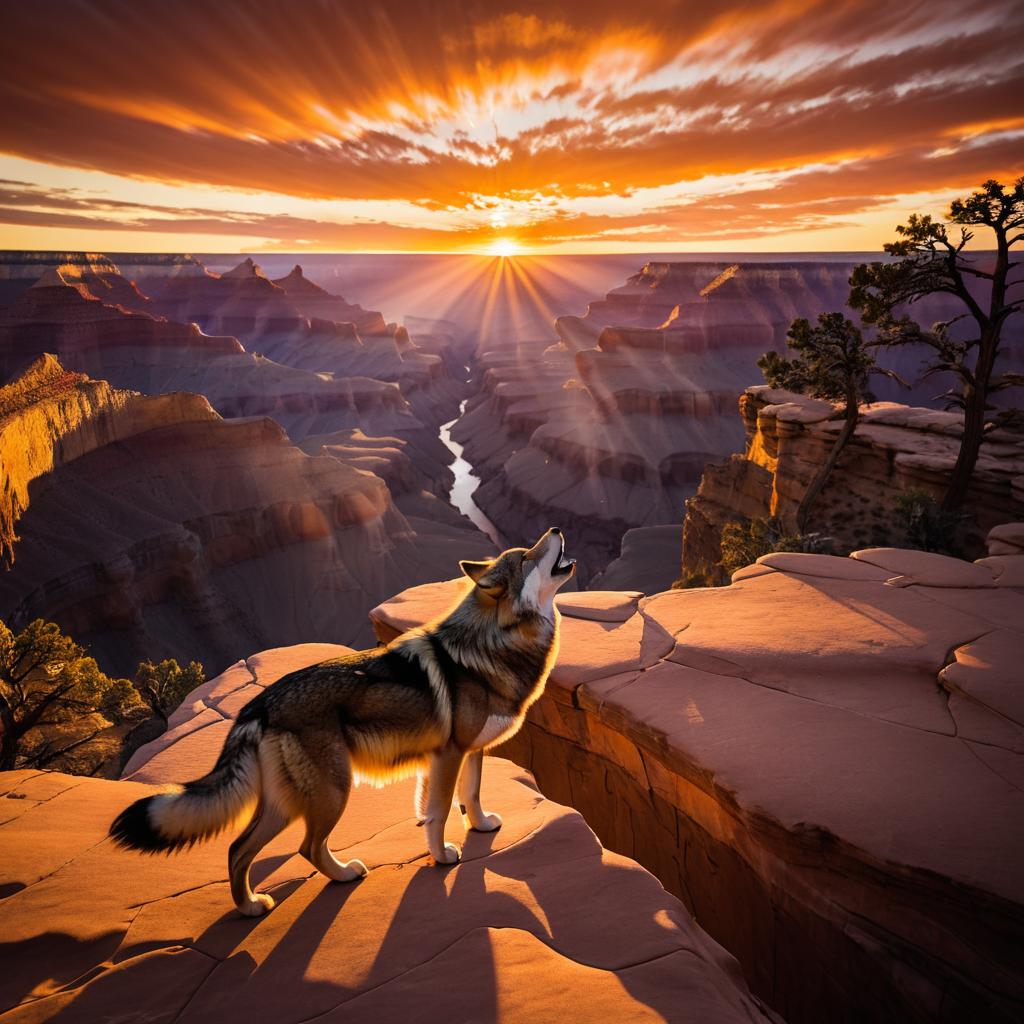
(488, 239, 521, 258)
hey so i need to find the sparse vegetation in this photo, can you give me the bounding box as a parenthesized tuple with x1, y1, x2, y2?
(894, 489, 964, 554)
(0, 617, 204, 774)
(717, 518, 832, 579)
(850, 177, 1024, 512)
(671, 564, 717, 589)
(759, 313, 904, 533)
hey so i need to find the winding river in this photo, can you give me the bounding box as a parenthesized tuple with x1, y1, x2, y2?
(439, 399, 505, 550)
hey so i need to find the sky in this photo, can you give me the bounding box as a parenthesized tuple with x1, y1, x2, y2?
(0, 0, 1021, 254)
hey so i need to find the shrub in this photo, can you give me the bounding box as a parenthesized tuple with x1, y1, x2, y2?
(718, 518, 832, 578)
(894, 490, 964, 554)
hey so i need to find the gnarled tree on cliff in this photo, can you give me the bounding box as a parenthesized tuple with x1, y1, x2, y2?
(759, 313, 902, 533)
(849, 177, 1024, 511)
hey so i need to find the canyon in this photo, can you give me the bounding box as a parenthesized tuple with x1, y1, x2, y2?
(452, 259, 1023, 584)
(0, 248, 1022, 1024)
(0, 254, 499, 677)
(0, 250, 1021, 665)
(0, 354, 489, 677)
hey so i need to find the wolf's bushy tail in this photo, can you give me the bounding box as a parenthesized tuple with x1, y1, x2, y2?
(110, 718, 264, 853)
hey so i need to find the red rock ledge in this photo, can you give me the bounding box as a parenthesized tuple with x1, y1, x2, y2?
(371, 549, 1024, 1024)
(0, 644, 774, 1024)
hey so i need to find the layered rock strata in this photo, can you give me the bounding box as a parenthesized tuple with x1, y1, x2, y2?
(0, 357, 490, 677)
(455, 260, 1021, 583)
(454, 330, 745, 581)
(0, 268, 455, 487)
(372, 554, 1024, 1024)
(683, 386, 1024, 573)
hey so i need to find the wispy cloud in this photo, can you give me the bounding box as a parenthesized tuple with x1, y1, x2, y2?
(0, 0, 1020, 251)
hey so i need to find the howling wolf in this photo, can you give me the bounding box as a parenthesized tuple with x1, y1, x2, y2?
(110, 528, 576, 915)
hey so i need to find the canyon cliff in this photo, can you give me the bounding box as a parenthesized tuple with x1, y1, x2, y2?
(683, 386, 1024, 575)
(0, 355, 490, 677)
(1, 650, 775, 1023)
(373, 536, 1024, 1023)
(454, 259, 1022, 584)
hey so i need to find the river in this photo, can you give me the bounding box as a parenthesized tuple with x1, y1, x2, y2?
(439, 399, 505, 550)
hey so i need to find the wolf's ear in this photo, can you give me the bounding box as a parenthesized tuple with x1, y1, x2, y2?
(459, 559, 491, 582)
(459, 559, 505, 597)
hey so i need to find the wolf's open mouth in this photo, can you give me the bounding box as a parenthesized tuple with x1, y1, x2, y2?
(552, 532, 576, 576)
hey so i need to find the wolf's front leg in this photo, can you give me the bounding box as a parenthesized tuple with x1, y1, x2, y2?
(458, 749, 502, 832)
(424, 747, 464, 865)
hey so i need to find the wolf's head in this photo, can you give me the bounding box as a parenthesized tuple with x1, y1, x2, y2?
(459, 528, 575, 621)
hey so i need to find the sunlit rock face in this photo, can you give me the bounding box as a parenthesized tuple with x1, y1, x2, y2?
(0, 357, 490, 677)
(372, 558, 1024, 1024)
(682, 386, 1024, 574)
(0, 645, 775, 1023)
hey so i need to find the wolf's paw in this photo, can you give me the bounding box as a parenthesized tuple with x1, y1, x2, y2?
(331, 858, 368, 883)
(432, 842, 462, 866)
(468, 812, 502, 833)
(238, 892, 275, 918)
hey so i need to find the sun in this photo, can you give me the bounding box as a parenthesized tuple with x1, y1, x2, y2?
(488, 238, 521, 258)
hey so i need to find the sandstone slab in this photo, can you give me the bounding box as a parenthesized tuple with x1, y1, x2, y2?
(373, 555, 1024, 1023)
(0, 646, 774, 1023)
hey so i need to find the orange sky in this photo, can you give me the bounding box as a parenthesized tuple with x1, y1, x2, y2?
(0, 0, 1021, 253)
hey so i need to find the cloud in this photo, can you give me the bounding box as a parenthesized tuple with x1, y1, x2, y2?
(0, 0, 1020, 251)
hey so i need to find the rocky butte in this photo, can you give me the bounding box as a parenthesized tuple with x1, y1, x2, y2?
(683, 385, 1024, 573)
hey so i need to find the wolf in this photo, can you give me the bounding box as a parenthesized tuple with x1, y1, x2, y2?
(110, 527, 575, 916)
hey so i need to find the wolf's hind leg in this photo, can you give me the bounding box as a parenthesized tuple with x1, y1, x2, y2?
(424, 747, 465, 865)
(229, 801, 291, 917)
(414, 770, 429, 823)
(458, 749, 502, 833)
(297, 736, 367, 883)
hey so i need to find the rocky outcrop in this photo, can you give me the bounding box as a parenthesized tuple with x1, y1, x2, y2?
(0, 643, 776, 1024)
(373, 556, 1024, 1023)
(0, 357, 490, 677)
(0, 251, 150, 310)
(683, 386, 1024, 574)
(0, 353, 221, 566)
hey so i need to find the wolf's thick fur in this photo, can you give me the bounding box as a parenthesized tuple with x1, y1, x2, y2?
(110, 528, 575, 916)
